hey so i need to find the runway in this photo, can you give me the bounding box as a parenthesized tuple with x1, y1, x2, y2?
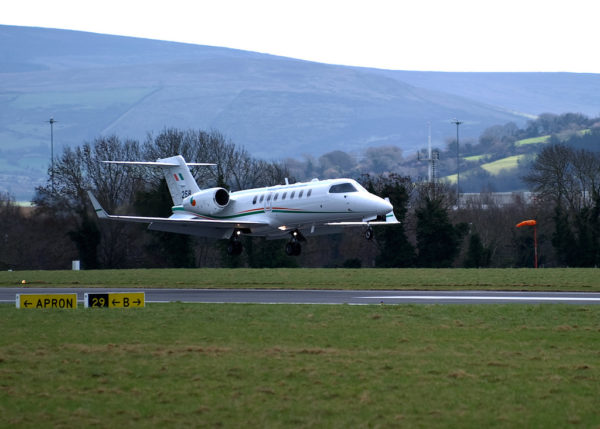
(2, 288, 600, 305)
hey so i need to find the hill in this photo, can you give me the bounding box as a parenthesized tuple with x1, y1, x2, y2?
(2, 25, 600, 200)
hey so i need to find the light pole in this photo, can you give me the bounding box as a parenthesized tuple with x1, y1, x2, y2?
(47, 117, 57, 192)
(451, 119, 463, 208)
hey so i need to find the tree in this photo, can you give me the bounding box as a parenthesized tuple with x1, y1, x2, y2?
(524, 144, 600, 211)
(524, 144, 600, 266)
(414, 184, 467, 268)
(133, 180, 195, 268)
(360, 173, 415, 267)
(463, 232, 491, 268)
(551, 204, 577, 266)
(34, 137, 144, 268)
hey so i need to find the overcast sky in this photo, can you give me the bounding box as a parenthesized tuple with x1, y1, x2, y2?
(3, 0, 599, 73)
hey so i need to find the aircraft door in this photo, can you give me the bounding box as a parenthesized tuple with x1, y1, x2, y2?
(264, 192, 273, 214)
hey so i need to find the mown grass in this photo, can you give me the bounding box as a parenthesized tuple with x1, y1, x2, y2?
(1, 303, 599, 427)
(2, 268, 600, 291)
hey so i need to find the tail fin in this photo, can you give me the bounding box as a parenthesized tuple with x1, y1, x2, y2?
(158, 155, 201, 205)
(102, 155, 214, 206)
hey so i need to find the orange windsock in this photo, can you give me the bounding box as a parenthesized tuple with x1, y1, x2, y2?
(516, 219, 537, 228)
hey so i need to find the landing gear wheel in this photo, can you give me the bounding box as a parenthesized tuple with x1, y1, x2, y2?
(365, 227, 374, 241)
(227, 240, 243, 255)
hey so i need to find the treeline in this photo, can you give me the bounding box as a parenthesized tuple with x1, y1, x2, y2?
(524, 144, 600, 267)
(2, 129, 292, 270)
(2, 123, 600, 270)
(449, 113, 600, 192)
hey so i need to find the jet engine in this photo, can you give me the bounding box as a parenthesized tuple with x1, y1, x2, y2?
(182, 188, 230, 215)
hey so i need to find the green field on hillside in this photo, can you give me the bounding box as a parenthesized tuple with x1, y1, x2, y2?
(1, 303, 599, 427)
(480, 155, 527, 175)
(443, 153, 526, 183)
(464, 154, 488, 162)
(515, 135, 551, 146)
(2, 268, 600, 291)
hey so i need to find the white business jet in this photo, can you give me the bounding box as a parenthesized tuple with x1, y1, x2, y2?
(88, 155, 398, 256)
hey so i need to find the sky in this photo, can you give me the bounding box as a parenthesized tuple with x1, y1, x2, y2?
(2, 0, 599, 73)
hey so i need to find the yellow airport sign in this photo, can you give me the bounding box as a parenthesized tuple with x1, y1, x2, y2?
(16, 293, 78, 309)
(85, 292, 145, 308)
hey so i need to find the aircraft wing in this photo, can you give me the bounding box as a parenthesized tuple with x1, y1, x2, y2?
(87, 192, 269, 230)
(325, 221, 398, 226)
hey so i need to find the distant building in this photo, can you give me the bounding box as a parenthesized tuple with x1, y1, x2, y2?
(460, 192, 536, 208)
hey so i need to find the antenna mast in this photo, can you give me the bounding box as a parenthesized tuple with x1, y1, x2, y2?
(419, 122, 438, 183)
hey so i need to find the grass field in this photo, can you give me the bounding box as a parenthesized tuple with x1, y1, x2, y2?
(1, 303, 599, 427)
(480, 155, 527, 175)
(464, 154, 488, 162)
(2, 268, 600, 291)
(515, 135, 551, 146)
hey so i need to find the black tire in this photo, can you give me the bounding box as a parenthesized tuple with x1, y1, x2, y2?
(293, 242, 302, 256)
(365, 227, 374, 241)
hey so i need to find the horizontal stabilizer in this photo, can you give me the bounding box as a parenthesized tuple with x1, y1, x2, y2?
(102, 161, 215, 167)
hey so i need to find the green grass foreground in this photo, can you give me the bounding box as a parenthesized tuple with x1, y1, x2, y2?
(1, 268, 600, 291)
(1, 303, 599, 427)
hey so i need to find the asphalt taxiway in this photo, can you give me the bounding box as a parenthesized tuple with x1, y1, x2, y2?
(2, 288, 600, 305)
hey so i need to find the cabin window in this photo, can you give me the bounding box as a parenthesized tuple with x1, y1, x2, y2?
(274, 193, 279, 201)
(290, 191, 295, 199)
(282, 192, 287, 200)
(307, 189, 312, 197)
(259, 195, 265, 203)
(267, 194, 272, 202)
(329, 183, 358, 193)
(298, 190, 304, 198)
(252, 195, 258, 204)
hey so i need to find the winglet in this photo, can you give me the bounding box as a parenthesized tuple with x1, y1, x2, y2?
(384, 198, 399, 223)
(87, 191, 109, 219)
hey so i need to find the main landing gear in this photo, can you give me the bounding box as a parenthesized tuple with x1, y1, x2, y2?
(365, 226, 374, 240)
(227, 230, 243, 256)
(285, 230, 305, 256)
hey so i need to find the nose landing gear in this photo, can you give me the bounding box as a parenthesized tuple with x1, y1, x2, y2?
(365, 226, 374, 241)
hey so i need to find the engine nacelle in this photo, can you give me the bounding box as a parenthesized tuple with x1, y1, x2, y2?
(182, 188, 230, 215)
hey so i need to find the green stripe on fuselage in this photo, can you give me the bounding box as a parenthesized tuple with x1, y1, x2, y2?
(172, 206, 348, 220)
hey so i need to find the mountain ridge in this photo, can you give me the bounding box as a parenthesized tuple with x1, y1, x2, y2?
(2, 25, 599, 200)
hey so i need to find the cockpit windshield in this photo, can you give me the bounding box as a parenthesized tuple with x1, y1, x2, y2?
(329, 183, 358, 193)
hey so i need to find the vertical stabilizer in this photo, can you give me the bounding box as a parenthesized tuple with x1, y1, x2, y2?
(159, 155, 201, 205)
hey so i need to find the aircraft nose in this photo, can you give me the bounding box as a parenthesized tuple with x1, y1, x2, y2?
(376, 197, 393, 214)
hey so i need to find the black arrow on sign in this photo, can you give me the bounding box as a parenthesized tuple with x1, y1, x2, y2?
(112, 299, 120, 305)
(133, 299, 141, 305)
(24, 300, 31, 308)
